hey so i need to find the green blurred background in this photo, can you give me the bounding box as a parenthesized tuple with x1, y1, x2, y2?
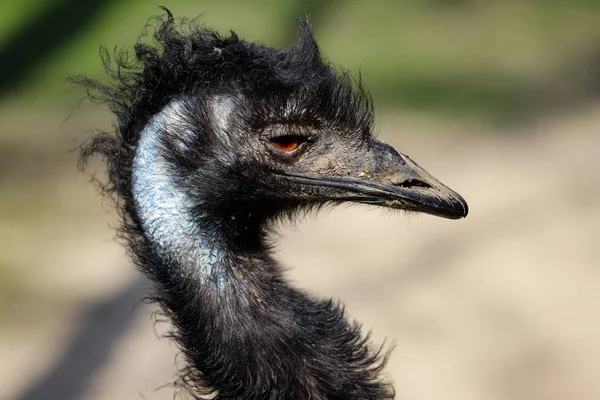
(1, 1, 600, 400)
(3, 0, 600, 117)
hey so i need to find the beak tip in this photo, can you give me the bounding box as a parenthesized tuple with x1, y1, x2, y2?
(457, 195, 469, 218)
(431, 192, 468, 220)
(447, 194, 468, 219)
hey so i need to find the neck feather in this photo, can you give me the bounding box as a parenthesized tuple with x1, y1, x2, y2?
(130, 100, 392, 399)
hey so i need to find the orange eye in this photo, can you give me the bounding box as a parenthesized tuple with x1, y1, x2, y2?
(270, 135, 305, 152)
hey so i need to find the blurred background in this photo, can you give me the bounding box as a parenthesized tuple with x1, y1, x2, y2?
(1, 1, 599, 399)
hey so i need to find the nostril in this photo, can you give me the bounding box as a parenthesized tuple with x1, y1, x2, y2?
(396, 179, 431, 189)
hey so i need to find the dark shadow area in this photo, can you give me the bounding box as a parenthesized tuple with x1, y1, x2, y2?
(574, 44, 600, 97)
(0, 0, 116, 97)
(15, 277, 148, 400)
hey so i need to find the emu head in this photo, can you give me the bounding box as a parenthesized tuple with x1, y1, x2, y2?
(100, 18, 467, 244)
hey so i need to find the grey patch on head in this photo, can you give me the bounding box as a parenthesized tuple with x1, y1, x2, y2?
(209, 96, 234, 145)
(208, 95, 239, 167)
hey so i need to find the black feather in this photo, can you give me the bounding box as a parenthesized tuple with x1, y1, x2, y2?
(73, 10, 393, 400)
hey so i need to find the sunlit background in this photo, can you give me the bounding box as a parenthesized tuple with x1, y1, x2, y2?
(1, 1, 599, 399)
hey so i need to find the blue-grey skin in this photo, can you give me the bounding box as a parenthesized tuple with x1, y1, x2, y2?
(132, 100, 229, 289)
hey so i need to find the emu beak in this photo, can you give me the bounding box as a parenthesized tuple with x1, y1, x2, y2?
(366, 142, 468, 219)
(284, 140, 468, 219)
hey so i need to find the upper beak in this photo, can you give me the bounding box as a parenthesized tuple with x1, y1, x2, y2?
(283, 140, 468, 220)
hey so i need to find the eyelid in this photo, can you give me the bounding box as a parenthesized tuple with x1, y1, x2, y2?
(266, 135, 310, 160)
(263, 125, 314, 137)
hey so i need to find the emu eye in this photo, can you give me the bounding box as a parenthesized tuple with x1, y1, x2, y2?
(269, 135, 308, 153)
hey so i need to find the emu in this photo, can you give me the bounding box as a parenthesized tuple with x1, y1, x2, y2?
(77, 11, 467, 400)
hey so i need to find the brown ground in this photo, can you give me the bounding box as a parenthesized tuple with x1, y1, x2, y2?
(1, 104, 599, 400)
